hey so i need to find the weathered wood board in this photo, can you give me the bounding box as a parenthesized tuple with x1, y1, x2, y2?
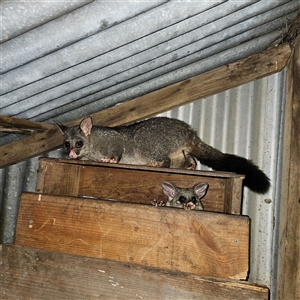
(1, 245, 269, 300)
(36, 158, 244, 214)
(15, 192, 249, 280)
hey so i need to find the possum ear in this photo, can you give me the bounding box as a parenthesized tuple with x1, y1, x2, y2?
(56, 123, 68, 135)
(80, 117, 93, 137)
(193, 182, 209, 198)
(161, 181, 176, 200)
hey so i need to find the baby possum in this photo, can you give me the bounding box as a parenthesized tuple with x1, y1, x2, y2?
(155, 181, 208, 211)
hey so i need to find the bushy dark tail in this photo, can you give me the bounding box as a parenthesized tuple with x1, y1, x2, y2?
(192, 143, 270, 194)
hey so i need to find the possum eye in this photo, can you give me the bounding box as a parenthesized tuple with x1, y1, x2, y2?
(178, 196, 186, 203)
(64, 141, 70, 150)
(191, 196, 197, 203)
(76, 141, 84, 148)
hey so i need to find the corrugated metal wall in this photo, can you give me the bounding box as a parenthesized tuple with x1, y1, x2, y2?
(0, 69, 286, 299)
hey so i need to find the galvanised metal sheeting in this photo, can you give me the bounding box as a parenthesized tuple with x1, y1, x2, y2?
(1, 1, 166, 73)
(2, 2, 296, 114)
(0, 0, 93, 43)
(1, 2, 299, 126)
(1, 1, 220, 92)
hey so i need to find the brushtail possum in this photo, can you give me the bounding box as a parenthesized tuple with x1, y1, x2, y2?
(59, 116, 270, 194)
(161, 181, 208, 211)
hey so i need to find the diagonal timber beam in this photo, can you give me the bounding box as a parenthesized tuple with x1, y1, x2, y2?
(0, 43, 291, 168)
(0, 115, 55, 134)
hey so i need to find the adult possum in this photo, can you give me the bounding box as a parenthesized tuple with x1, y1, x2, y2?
(59, 116, 270, 194)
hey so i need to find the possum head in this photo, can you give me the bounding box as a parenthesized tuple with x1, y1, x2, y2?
(58, 117, 93, 159)
(161, 181, 208, 211)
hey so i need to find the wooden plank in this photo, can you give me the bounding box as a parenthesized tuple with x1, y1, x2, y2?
(0, 115, 54, 134)
(15, 192, 250, 279)
(36, 158, 244, 214)
(224, 178, 243, 214)
(276, 36, 300, 300)
(36, 159, 82, 197)
(0, 44, 291, 168)
(1, 245, 269, 300)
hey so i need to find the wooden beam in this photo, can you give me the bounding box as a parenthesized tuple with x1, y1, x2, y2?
(276, 36, 300, 300)
(84, 43, 291, 128)
(0, 115, 54, 134)
(0, 44, 291, 168)
(1, 245, 269, 300)
(0, 127, 64, 168)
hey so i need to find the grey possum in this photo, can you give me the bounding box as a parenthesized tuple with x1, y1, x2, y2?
(161, 181, 208, 210)
(58, 116, 270, 194)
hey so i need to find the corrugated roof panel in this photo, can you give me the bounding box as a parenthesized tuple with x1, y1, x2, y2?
(0, 0, 93, 42)
(1, 1, 298, 123)
(6, 6, 293, 116)
(1, 1, 168, 73)
(1, 1, 220, 92)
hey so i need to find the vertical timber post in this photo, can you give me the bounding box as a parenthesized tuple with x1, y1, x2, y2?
(277, 35, 300, 300)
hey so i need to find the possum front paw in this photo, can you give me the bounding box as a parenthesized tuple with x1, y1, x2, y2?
(183, 202, 196, 211)
(100, 157, 118, 163)
(151, 199, 166, 207)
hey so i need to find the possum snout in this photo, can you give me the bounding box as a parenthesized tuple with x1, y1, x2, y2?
(69, 150, 78, 159)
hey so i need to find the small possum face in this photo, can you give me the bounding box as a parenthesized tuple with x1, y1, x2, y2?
(63, 127, 88, 159)
(161, 181, 208, 211)
(58, 117, 92, 159)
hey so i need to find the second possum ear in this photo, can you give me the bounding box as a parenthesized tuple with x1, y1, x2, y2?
(193, 182, 209, 198)
(56, 123, 68, 135)
(161, 181, 176, 200)
(80, 116, 93, 137)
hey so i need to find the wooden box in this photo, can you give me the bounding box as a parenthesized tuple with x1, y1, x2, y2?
(15, 192, 249, 280)
(36, 158, 244, 214)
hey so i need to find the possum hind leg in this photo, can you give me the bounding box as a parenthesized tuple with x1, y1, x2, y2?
(169, 148, 197, 170)
(147, 157, 171, 168)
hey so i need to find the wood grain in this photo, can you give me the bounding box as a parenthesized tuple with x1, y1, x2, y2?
(1, 245, 269, 300)
(15, 192, 250, 279)
(0, 44, 291, 168)
(36, 158, 244, 214)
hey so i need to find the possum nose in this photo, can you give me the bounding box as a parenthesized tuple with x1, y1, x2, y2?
(69, 150, 77, 159)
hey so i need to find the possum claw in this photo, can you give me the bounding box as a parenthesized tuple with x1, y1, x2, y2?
(151, 200, 166, 207)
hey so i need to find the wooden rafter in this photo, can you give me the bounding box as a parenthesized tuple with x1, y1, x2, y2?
(0, 115, 55, 134)
(0, 43, 291, 168)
